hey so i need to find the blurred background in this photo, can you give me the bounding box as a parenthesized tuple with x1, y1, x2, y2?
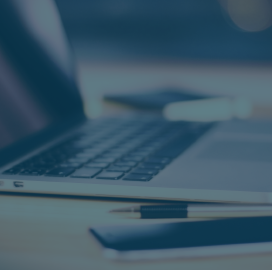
(54, 0, 272, 117)
(56, 0, 272, 62)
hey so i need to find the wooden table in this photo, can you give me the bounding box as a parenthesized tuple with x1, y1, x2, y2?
(1, 61, 272, 269)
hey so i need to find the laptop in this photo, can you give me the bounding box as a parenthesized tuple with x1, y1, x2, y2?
(1, 0, 272, 204)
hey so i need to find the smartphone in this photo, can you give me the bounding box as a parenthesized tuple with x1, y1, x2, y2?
(104, 89, 211, 110)
(90, 216, 272, 261)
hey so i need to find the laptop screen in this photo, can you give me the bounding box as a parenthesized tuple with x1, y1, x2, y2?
(0, 0, 84, 152)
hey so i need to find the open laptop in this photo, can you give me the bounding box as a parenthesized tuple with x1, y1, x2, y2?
(1, 0, 272, 204)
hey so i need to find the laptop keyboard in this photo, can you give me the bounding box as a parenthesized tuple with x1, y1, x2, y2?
(2, 118, 213, 181)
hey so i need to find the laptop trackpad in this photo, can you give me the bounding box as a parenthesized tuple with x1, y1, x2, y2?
(198, 141, 272, 162)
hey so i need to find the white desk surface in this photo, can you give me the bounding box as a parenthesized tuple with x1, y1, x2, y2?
(1, 194, 272, 270)
(1, 61, 272, 269)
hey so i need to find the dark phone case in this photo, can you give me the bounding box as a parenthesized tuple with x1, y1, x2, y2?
(90, 216, 272, 252)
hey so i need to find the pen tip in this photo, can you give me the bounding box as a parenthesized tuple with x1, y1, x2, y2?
(109, 206, 140, 213)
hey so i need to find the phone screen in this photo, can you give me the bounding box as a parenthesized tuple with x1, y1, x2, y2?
(90, 216, 272, 252)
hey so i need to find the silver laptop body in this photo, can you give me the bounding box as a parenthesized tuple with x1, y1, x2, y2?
(1, 0, 272, 204)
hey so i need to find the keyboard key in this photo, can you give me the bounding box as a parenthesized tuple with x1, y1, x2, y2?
(85, 162, 110, 169)
(127, 152, 149, 157)
(2, 168, 21, 175)
(122, 156, 143, 162)
(154, 137, 197, 158)
(107, 166, 131, 172)
(132, 168, 158, 175)
(72, 140, 92, 148)
(59, 162, 82, 168)
(94, 157, 117, 163)
(153, 149, 181, 158)
(114, 161, 138, 167)
(31, 164, 55, 170)
(71, 168, 101, 178)
(19, 169, 46, 176)
(34, 159, 56, 167)
(75, 153, 98, 159)
(68, 157, 90, 163)
(83, 148, 104, 154)
(45, 168, 75, 177)
(135, 147, 153, 155)
(101, 152, 124, 158)
(96, 171, 124, 180)
(145, 157, 171, 164)
(139, 146, 157, 151)
(109, 148, 129, 153)
(123, 174, 152, 181)
(92, 144, 113, 150)
(139, 163, 165, 170)
(117, 144, 136, 150)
